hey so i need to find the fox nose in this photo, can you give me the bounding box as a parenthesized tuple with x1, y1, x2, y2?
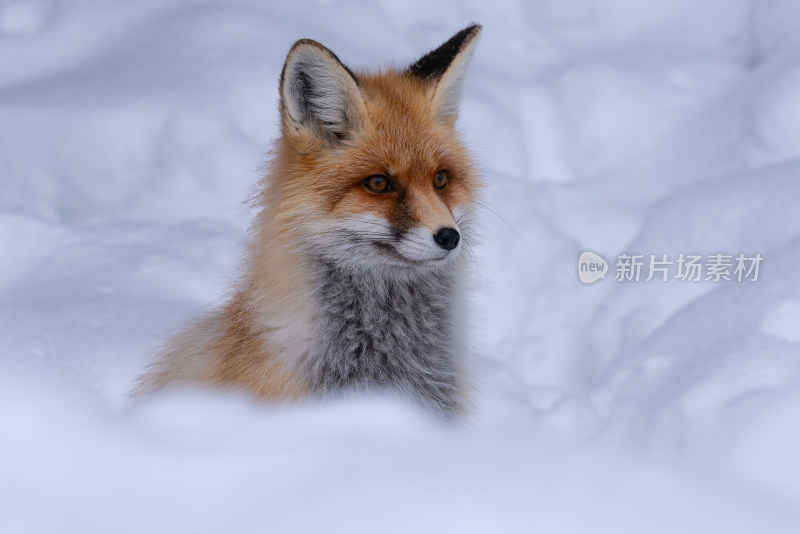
(433, 228, 460, 251)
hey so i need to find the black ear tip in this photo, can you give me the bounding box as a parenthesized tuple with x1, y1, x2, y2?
(408, 23, 483, 80)
(443, 24, 482, 49)
(464, 23, 482, 36)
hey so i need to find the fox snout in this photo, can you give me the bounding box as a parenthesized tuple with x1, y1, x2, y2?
(389, 221, 462, 266)
(433, 227, 460, 251)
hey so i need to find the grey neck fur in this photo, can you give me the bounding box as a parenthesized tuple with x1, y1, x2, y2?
(303, 257, 459, 417)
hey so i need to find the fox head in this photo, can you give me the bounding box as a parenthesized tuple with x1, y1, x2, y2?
(270, 25, 482, 273)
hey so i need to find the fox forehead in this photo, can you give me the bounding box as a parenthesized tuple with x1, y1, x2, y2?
(348, 129, 462, 181)
(318, 71, 473, 178)
(358, 70, 436, 127)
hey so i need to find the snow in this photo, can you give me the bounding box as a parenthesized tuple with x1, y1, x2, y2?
(2, 0, 800, 531)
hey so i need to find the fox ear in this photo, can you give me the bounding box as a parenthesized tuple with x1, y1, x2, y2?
(280, 40, 365, 144)
(408, 24, 482, 125)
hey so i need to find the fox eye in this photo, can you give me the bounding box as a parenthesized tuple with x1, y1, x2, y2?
(434, 170, 449, 189)
(363, 175, 393, 193)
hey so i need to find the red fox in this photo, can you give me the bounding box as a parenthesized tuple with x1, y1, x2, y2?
(135, 25, 483, 417)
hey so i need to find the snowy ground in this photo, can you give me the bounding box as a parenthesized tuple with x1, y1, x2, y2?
(2, 0, 800, 532)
